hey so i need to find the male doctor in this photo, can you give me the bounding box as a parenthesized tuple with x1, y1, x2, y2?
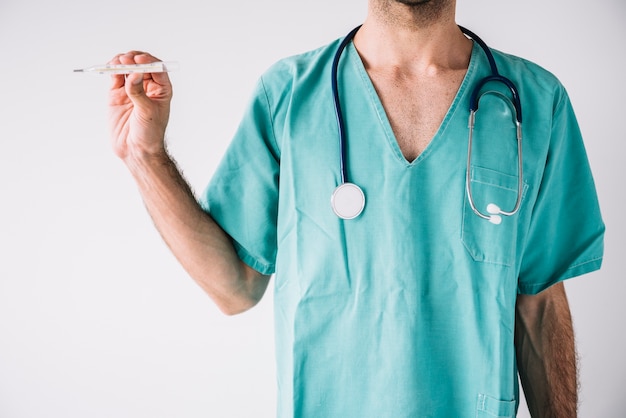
(108, 0, 604, 416)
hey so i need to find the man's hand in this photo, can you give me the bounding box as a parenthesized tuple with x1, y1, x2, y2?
(108, 51, 173, 161)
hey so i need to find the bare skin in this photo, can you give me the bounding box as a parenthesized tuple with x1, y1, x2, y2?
(355, 0, 471, 161)
(516, 282, 578, 418)
(108, 0, 579, 415)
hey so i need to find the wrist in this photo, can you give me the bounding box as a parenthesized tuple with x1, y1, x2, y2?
(123, 145, 172, 178)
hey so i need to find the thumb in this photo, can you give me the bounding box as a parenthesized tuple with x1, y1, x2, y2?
(124, 73, 148, 105)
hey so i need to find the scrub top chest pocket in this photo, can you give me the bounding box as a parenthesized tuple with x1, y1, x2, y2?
(462, 166, 528, 267)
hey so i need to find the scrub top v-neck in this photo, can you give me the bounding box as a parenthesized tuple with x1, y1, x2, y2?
(345, 41, 479, 166)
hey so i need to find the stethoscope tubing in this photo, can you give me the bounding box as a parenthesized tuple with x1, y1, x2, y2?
(331, 25, 524, 222)
(331, 25, 362, 185)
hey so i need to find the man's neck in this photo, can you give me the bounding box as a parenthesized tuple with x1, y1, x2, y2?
(354, 1, 471, 75)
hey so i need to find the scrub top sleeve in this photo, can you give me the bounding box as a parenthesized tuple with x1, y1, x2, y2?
(518, 88, 605, 295)
(199, 78, 280, 276)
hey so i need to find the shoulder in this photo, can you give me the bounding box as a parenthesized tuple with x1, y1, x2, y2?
(258, 38, 342, 95)
(491, 49, 560, 85)
(490, 48, 569, 110)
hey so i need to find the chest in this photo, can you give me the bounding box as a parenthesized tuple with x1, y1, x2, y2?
(368, 69, 467, 162)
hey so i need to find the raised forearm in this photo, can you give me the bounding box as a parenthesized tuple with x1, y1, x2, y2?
(125, 150, 270, 315)
(108, 51, 269, 315)
(515, 282, 577, 418)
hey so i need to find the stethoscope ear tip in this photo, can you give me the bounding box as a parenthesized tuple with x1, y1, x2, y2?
(486, 203, 501, 215)
(486, 203, 502, 225)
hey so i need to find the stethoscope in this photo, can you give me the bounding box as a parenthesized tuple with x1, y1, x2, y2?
(330, 25, 523, 225)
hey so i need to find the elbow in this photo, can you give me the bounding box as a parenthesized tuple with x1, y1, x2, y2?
(194, 279, 260, 315)
(200, 266, 270, 316)
(219, 306, 251, 316)
(215, 270, 270, 316)
(215, 296, 260, 316)
(220, 308, 245, 316)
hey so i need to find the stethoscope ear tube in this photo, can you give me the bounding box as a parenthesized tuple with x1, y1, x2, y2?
(461, 25, 524, 223)
(469, 75, 523, 124)
(458, 26, 498, 75)
(466, 100, 524, 223)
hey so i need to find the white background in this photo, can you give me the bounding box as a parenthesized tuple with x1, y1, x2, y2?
(1, 0, 624, 417)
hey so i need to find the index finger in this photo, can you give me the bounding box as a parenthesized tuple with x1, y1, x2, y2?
(118, 51, 171, 86)
(107, 53, 128, 89)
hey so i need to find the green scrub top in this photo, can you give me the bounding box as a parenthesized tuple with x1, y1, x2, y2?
(201, 36, 604, 417)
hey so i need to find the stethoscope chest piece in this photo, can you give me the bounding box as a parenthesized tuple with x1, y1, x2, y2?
(331, 183, 365, 220)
